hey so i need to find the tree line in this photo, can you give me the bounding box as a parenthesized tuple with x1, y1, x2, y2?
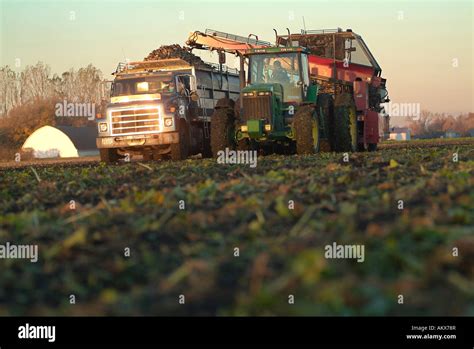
(407, 110, 474, 138)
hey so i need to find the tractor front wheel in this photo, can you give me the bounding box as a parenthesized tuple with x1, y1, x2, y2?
(293, 105, 319, 155)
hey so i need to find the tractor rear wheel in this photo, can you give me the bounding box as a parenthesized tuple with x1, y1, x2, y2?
(170, 119, 190, 160)
(333, 93, 357, 152)
(100, 148, 120, 164)
(317, 93, 335, 152)
(211, 106, 235, 158)
(293, 105, 319, 155)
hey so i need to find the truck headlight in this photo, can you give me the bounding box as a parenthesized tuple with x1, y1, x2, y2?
(164, 118, 173, 127)
(98, 122, 108, 132)
(264, 124, 272, 131)
(241, 125, 248, 132)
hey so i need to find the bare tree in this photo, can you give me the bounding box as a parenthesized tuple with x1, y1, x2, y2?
(0, 66, 21, 117)
(19, 62, 56, 104)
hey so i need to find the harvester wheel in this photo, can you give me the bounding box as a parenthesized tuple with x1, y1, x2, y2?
(170, 119, 190, 160)
(211, 105, 235, 158)
(99, 148, 120, 164)
(293, 105, 319, 155)
(333, 93, 357, 152)
(367, 143, 378, 152)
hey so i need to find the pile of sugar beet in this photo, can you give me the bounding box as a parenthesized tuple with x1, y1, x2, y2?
(144, 44, 211, 68)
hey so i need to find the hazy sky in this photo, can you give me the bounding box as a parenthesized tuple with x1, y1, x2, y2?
(1, 0, 472, 114)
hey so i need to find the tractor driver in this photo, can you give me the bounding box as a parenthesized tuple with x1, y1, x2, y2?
(271, 60, 290, 84)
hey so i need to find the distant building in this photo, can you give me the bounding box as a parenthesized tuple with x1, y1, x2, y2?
(445, 130, 461, 138)
(389, 127, 411, 141)
(21, 125, 98, 158)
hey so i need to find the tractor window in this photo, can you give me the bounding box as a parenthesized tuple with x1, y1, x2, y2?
(249, 52, 303, 102)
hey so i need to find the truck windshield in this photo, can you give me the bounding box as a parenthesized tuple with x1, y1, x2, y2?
(111, 76, 175, 96)
(249, 52, 302, 102)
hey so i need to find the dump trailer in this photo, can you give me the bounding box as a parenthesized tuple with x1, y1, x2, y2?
(96, 58, 240, 163)
(187, 28, 389, 155)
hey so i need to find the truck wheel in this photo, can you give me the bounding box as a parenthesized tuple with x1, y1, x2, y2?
(317, 94, 335, 151)
(99, 148, 120, 164)
(333, 93, 357, 152)
(201, 138, 213, 158)
(211, 106, 235, 158)
(293, 104, 319, 155)
(171, 119, 190, 160)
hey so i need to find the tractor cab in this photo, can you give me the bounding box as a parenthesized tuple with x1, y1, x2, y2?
(240, 47, 317, 137)
(247, 47, 311, 103)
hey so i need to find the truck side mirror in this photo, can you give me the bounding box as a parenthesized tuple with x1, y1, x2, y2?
(219, 51, 226, 64)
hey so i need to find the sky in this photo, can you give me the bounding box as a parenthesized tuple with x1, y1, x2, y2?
(1, 0, 473, 115)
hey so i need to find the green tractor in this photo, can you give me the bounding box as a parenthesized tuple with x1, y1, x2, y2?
(210, 46, 356, 156)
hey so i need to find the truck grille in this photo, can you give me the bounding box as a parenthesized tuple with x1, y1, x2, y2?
(242, 95, 272, 122)
(110, 106, 160, 135)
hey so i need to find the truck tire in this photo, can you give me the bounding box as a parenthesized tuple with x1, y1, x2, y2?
(293, 104, 319, 155)
(211, 106, 235, 158)
(333, 93, 357, 152)
(201, 137, 213, 158)
(171, 119, 190, 160)
(100, 148, 120, 164)
(317, 94, 335, 151)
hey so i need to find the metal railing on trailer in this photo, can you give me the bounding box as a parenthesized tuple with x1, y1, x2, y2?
(300, 28, 344, 34)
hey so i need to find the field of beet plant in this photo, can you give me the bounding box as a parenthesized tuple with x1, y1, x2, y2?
(0, 140, 473, 316)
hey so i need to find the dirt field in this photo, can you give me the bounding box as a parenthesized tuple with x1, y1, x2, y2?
(0, 139, 473, 316)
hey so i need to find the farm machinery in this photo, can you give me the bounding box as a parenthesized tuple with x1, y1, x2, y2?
(187, 28, 389, 155)
(96, 46, 240, 163)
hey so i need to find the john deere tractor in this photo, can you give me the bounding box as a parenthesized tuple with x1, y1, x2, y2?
(211, 46, 326, 155)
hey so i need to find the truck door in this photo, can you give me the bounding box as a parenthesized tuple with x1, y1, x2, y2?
(175, 74, 198, 120)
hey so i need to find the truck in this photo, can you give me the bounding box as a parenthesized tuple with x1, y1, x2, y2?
(96, 57, 240, 163)
(187, 28, 389, 155)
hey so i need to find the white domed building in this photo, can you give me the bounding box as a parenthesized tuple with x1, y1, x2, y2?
(21, 125, 98, 158)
